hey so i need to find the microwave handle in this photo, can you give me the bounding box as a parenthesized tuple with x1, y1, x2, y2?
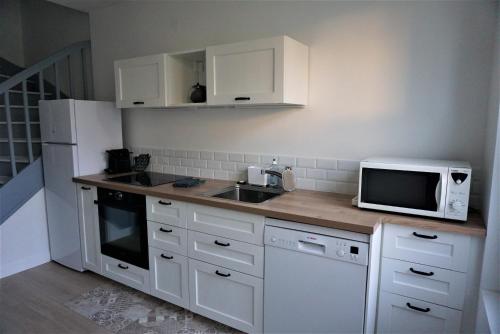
(435, 176, 444, 211)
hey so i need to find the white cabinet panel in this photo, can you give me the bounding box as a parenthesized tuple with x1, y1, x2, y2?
(188, 259, 263, 333)
(383, 224, 470, 272)
(149, 247, 188, 308)
(114, 54, 167, 108)
(206, 35, 308, 105)
(377, 292, 462, 334)
(101, 255, 150, 294)
(188, 230, 264, 277)
(187, 204, 264, 245)
(77, 184, 101, 274)
(146, 196, 187, 228)
(381, 258, 466, 310)
(147, 221, 187, 256)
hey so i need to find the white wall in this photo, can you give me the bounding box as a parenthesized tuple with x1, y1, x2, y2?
(0, 189, 50, 278)
(0, 0, 25, 66)
(89, 1, 497, 171)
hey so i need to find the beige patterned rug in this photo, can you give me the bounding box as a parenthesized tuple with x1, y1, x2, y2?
(64, 284, 240, 334)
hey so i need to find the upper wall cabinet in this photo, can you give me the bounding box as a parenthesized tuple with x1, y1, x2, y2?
(206, 36, 309, 106)
(115, 54, 168, 108)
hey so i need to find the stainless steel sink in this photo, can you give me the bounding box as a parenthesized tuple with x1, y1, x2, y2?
(204, 184, 284, 204)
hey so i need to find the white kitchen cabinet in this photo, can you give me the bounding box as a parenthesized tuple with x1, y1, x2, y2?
(149, 247, 189, 308)
(114, 54, 168, 108)
(146, 196, 187, 228)
(206, 35, 308, 105)
(377, 292, 462, 334)
(101, 255, 150, 294)
(147, 221, 187, 256)
(76, 184, 101, 274)
(188, 258, 263, 333)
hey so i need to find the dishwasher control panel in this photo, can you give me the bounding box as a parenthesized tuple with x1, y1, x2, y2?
(265, 225, 369, 266)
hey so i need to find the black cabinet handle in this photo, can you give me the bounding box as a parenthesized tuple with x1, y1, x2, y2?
(159, 227, 173, 233)
(81, 186, 91, 190)
(234, 97, 250, 101)
(118, 264, 129, 270)
(214, 240, 230, 247)
(410, 268, 434, 276)
(158, 200, 172, 206)
(215, 270, 231, 277)
(161, 254, 173, 260)
(133, 101, 144, 105)
(406, 302, 430, 313)
(93, 200, 98, 205)
(412, 232, 438, 239)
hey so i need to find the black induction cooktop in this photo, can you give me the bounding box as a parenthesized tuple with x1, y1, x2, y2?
(106, 172, 189, 187)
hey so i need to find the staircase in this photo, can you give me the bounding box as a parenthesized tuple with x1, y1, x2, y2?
(0, 40, 92, 223)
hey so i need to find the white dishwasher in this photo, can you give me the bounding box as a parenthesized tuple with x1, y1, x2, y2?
(264, 222, 369, 333)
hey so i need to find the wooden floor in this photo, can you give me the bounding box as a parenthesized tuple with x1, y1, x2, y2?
(0, 261, 114, 334)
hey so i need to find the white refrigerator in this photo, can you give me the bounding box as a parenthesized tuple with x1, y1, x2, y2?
(40, 99, 122, 271)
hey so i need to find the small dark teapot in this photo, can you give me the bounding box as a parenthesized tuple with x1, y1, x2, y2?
(190, 82, 206, 103)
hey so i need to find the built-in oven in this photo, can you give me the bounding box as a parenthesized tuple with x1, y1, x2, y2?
(96, 187, 148, 269)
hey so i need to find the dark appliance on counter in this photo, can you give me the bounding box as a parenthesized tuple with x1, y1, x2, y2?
(106, 171, 189, 187)
(105, 148, 132, 174)
(96, 187, 148, 269)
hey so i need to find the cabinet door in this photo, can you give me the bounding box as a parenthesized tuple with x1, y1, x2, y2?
(149, 247, 188, 308)
(206, 36, 284, 105)
(146, 196, 187, 228)
(114, 54, 167, 108)
(77, 184, 101, 274)
(377, 292, 462, 334)
(188, 259, 263, 333)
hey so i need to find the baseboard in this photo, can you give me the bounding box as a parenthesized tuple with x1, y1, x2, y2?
(0, 253, 51, 279)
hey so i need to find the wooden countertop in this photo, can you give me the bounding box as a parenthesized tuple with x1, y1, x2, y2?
(73, 174, 486, 237)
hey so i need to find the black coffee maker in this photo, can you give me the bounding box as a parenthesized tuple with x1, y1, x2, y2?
(105, 148, 132, 174)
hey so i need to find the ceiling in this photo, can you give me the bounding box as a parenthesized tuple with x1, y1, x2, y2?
(46, 0, 125, 12)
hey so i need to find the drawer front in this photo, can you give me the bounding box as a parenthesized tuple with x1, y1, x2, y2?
(146, 196, 187, 228)
(381, 258, 466, 310)
(188, 259, 263, 333)
(149, 247, 188, 308)
(377, 291, 462, 334)
(187, 204, 264, 245)
(147, 221, 187, 256)
(383, 224, 471, 272)
(188, 230, 264, 277)
(101, 255, 150, 294)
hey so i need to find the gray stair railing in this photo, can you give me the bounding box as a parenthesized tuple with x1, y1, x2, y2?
(0, 40, 92, 177)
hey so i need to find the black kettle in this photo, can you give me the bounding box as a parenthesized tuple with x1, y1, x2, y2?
(190, 82, 206, 103)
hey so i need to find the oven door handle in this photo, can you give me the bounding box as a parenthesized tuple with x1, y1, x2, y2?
(93, 200, 143, 212)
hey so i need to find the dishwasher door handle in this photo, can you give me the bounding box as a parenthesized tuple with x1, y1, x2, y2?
(297, 240, 326, 255)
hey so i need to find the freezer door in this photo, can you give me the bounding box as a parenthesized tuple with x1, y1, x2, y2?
(40, 99, 77, 144)
(42, 143, 83, 271)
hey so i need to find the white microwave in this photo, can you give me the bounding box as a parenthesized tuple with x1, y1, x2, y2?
(358, 157, 471, 221)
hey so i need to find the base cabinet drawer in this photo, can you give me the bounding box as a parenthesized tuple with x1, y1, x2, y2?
(101, 255, 150, 294)
(149, 247, 188, 308)
(188, 258, 263, 333)
(148, 221, 187, 256)
(146, 196, 187, 228)
(377, 292, 462, 334)
(188, 230, 264, 277)
(187, 204, 264, 245)
(383, 224, 471, 272)
(381, 258, 466, 310)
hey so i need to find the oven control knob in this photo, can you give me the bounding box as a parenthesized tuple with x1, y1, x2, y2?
(271, 237, 277, 243)
(451, 200, 464, 211)
(336, 249, 345, 257)
(114, 192, 123, 200)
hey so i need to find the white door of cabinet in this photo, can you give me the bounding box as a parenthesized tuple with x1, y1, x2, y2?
(377, 292, 462, 334)
(206, 36, 308, 105)
(114, 54, 168, 108)
(149, 247, 188, 308)
(188, 259, 263, 333)
(76, 184, 101, 274)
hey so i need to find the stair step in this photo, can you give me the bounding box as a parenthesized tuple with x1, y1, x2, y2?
(0, 138, 41, 143)
(0, 121, 40, 125)
(0, 156, 30, 163)
(0, 105, 38, 109)
(0, 175, 11, 185)
(7, 90, 52, 96)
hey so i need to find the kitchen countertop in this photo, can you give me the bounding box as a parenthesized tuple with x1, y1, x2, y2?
(73, 173, 486, 237)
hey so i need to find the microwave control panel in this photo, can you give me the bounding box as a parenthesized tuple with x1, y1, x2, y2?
(445, 167, 471, 221)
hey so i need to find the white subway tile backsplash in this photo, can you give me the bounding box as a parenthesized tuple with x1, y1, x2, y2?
(260, 155, 275, 164)
(181, 158, 193, 167)
(244, 154, 260, 164)
(169, 157, 181, 166)
(163, 149, 174, 157)
(316, 158, 337, 170)
(207, 160, 221, 169)
(237, 163, 250, 171)
(229, 153, 245, 162)
(200, 151, 214, 160)
(162, 165, 175, 174)
(326, 170, 359, 182)
(307, 168, 327, 179)
(335, 182, 358, 195)
(296, 178, 315, 190)
(174, 166, 187, 176)
(315, 180, 336, 192)
(338, 159, 360, 171)
(278, 156, 296, 167)
(193, 159, 208, 168)
(175, 150, 188, 158)
(293, 167, 306, 178)
(187, 151, 200, 159)
(152, 164, 162, 172)
(200, 169, 215, 179)
(221, 161, 237, 171)
(187, 167, 201, 177)
(214, 152, 229, 161)
(214, 170, 229, 180)
(297, 157, 316, 168)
